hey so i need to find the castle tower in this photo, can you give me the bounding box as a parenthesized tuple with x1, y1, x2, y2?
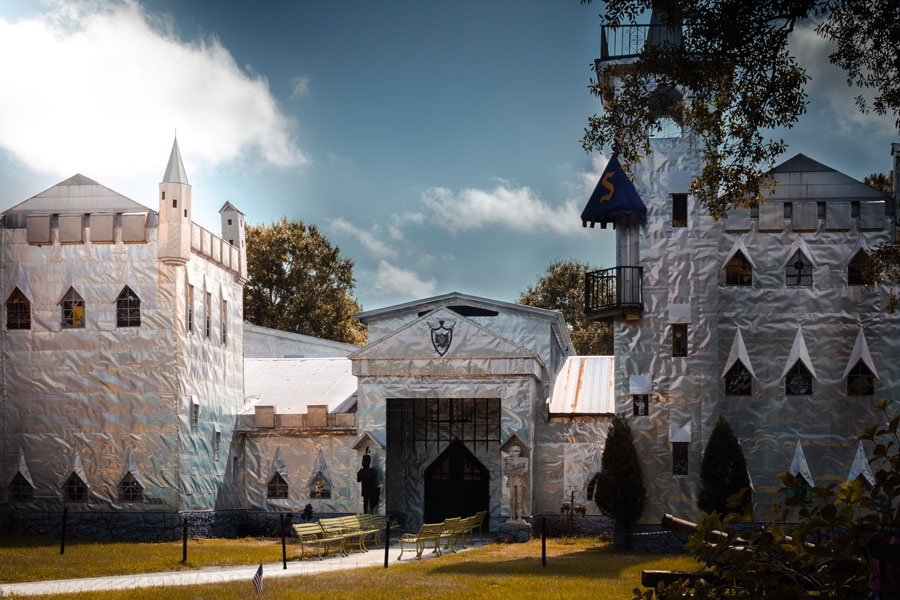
(158, 137, 191, 265)
(219, 202, 247, 281)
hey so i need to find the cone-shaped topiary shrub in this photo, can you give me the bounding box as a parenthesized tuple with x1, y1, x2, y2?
(698, 416, 751, 514)
(594, 415, 646, 543)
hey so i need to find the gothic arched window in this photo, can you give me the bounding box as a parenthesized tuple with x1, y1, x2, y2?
(64, 472, 88, 502)
(725, 251, 752, 286)
(785, 251, 812, 287)
(9, 472, 33, 502)
(725, 362, 752, 396)
(116, 286, 141, 327)
(785, 360, 813, 396)
(61, 287, 85, 329)
(309, 472, 331, 499)
(847, 250, 873, 286)
(6, 288, 30, 330)
(119, 473, 143, 502)
(847, 360, 875, 396)
(268, 473, 288, 499)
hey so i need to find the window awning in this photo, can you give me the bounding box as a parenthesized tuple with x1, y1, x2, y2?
(847, 441, 875, 486)
(668, 420, 692, 443)
(721, 328, 755, 379)
(842, 327, 878, 380)
(789, 440, 814, 487)
(781, 325, 816, 380)
(580, 155, 647, 229)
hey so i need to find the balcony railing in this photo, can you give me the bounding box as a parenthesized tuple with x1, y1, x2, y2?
(599, 24, 682, 61)
(585, 266, 643, 320)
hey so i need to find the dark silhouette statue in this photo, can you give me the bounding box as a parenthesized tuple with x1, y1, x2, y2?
(357, 451, 379, 514)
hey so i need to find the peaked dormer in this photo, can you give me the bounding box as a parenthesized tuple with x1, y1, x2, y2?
(158, 137, 191, 265)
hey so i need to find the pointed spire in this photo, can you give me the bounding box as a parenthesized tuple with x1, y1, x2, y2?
(162, 137, 189, 184)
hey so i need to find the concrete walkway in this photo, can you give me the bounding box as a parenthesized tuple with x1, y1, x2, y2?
(0, 540, 491, 597)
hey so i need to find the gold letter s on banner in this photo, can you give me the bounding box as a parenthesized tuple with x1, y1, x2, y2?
(600, 172, 615, 202)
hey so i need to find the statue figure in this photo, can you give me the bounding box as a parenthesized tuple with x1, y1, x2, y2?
(357, 450, 380, 514)
(503, 443, 530, 521)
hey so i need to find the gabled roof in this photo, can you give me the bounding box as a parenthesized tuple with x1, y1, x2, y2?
(219, 201, 245, 215)
(353, 291, 574, 355)
(4, 175, 151, 215)
(766, 153, 888, 202)
(162, 137, 189, 184)
(349, 306, 542, 365)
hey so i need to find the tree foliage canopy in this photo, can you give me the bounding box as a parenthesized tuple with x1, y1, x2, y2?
(243, 217, 367, 345)
(638, 400, 900, 599)
(595, 415, 646, 526)
(519, 258, 613, 355)
(698, 417, 751, 515)
(582, 0, 899, 220)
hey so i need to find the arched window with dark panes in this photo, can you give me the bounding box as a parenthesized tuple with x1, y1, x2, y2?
(61, 287, 85, 329)
(725, 252, 752, 286)
(64, 472, 88, 502)
(785, 251, 812, 287)
(116, 286, 141, 327)
(268, 473, 288, 499)
(119, 473, 143, 502)
(785, 360, 813, 396)
(6, 288, 30, 330)
(725, 362, 752, 396)
(847, 360, 875, 396)
(9, 472, 33, 502)
(309, 471, 331, 498)
(847, 250, 873, 286)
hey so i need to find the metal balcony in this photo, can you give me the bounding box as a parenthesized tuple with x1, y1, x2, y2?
(585, 266, 644, 321)
(599, 24, 682, 62)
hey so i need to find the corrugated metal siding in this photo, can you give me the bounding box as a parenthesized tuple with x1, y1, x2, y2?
(548, 356, 615, 414)
(244, 358, 357, 414)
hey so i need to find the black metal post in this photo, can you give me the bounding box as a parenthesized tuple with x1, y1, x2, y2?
(182, 517, 188, 563)
(384, 519, 390, 568)
(59, 507, 68, 555)
(541, 517, 546, 567)
(281, 513, 287, 570)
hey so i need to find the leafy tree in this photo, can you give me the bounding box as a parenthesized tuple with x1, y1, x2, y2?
(595, 415, 646, 547)
(244, 217, 367, 345)
(519, 259, 613, 355)
(864, 172, 893, 198)
(698, 417, 751, 515)
(582, 0, 899, 219)
(636, 400, 900, 599)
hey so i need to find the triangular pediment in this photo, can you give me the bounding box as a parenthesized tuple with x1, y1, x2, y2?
(349, 306, 540, 362)
(5, 175, 150, 215)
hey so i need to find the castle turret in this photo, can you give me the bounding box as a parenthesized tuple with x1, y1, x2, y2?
(158, 137, 191, 265)
(219, 202, 247, 281)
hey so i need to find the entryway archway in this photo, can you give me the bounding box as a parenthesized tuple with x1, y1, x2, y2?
(423, 441, 489, 524)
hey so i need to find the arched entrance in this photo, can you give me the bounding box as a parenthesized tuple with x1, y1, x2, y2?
(423, 441, 489, 524)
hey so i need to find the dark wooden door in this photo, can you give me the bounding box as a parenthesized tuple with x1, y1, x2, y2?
(423, 441, 489, 525)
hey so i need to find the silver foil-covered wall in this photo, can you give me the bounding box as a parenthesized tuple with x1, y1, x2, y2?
(616, 136, 900, 525)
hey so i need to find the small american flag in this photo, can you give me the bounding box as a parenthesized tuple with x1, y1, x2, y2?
(252, 562, 263, 594)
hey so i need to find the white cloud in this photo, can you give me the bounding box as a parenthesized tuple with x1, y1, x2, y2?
(0, 0, 307, 179)
(372, 260, 436, 298)
(290, 75, 311, 99)
(420, 180, 587, 236)
(331, 218, 396, 258)
(791, 25, 898, 137)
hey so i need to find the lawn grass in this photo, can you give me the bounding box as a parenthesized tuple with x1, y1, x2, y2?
(0, 535, 286, 584)
(12, 538, 699, 600)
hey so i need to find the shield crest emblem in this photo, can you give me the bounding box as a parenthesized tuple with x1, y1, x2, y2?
(427, 319, 455, 356)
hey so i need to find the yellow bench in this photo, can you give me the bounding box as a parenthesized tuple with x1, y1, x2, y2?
(292, 522, 344, 560)
(320, 517, 366, 554)
(398, 522, 443, 560)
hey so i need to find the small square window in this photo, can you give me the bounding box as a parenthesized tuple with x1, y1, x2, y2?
(65, 473, 88, 502)
(787, 476, 812, 506)
(847, 360, 875, 396)
(672, 442, 689, 475)
(184, 209, 188, 218)
(161, 191, 166, 200)
(725, 362, 752, 396)
(632, 395, 649, 416)
(227, 219, 233, 226)
(119, 473, 143, 503)
(191, 402, 199, 429)
(672, 194, 687, 228)
(172, 199, 177, 209)
(268, 473, 288, 499)
(673, 324, 688, 357)
(9, 472, 33, 502)
(785, 251, 812, 287)
(725, 252, 753, 286)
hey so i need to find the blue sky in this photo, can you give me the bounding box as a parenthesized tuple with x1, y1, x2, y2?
(0, 1, 896, 311)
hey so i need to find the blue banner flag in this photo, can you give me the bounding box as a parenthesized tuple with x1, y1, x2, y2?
(580, 155, 647, 229)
